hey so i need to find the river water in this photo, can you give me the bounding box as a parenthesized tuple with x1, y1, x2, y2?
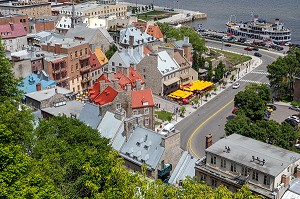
(123, 0, 300, 44)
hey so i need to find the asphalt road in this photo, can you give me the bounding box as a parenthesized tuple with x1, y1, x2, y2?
(176, 40, 283, 158)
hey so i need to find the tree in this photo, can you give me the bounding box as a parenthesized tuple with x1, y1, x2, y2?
(267, 48, 300, 99)
(0, 37, 23, 101)
(230, 74, 235, 82)
(105, 44, 117, 60)
(193, 97, 199, 108)
(179, 106, 186, 117)
(207, 61, 213, 81)
(214, 61, 225, 82)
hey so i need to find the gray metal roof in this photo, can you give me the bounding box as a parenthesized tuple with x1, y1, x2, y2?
(119, 27, 154, 46)
(78, 102, 101, 129)
(97, 111, 125, 151)
(117, 48, 143, 66)
(120, 126, 165, 170)
(25, 86, 72, 102)
(157, 51, 180, 75)
(206, 134, 300, 177)
(41, 100, 84, 118)
(168, 151, 197, 184)
(282, 179, 300, 199)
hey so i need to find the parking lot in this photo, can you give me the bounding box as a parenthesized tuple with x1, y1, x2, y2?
(269, 104, 299, 124)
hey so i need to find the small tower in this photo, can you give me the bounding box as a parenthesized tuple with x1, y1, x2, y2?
(71, 0, 76, 28)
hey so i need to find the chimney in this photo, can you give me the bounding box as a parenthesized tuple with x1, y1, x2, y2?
(205, 134, 212, 149)
(47, 42, 51, 52)
(124, 120, 133, 141)
(89, 43, 95, 53)
(126, 83, 131, 91)
(281, 174, 290, 186)
(36, 82, 41, 91)
(9, 22, 14, 31)
(54, 43, 61, 54)
(129, 35, 134, 47)
(183, 43, 192, 62)
(183, 36, 189, 44)
(296, 165, 300, 178)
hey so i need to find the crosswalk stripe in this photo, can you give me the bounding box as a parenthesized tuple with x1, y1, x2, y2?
(249, 71, 270, 75)
(238, 79, 270, 85)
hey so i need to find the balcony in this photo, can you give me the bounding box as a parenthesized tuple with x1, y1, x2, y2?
(158, 164, 172, 177)
(57, 76, 69, 83)
(79, 55, 90, 61)
(81, 76, 92, 84)
(80, 65, 91, 74)
(52, 67, 67, 74)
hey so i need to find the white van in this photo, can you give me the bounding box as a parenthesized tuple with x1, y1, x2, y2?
(162, 123, 175, 134)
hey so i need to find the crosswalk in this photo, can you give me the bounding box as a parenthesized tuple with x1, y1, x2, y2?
(249, 71, 270, 75)
(239, 79, 270, 85)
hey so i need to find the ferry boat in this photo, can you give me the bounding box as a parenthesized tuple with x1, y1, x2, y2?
(226, 15, 291, 44)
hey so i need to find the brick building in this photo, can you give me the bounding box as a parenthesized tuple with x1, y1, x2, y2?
(0, 2, 51, 18)
(41, 37, 91, 92)
(0, 14, 29, 33)
(29, 18, 55, 33)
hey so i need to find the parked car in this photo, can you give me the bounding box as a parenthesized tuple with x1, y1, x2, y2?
(224, 43, 231, 47)
(289, 115, 300, 123)
(295, 143, 300, 150)
(232, 107, 238, 114)
(266, 107, 274, 112)
(244, 47, 253, 51)
(253, 47, 259, 51)
(285, 118, 298, 127)
(267, 104, 277, 111)
(232, 82, 240, 89)
(254, 52, 262, 57)
(289, 106, 300, 111)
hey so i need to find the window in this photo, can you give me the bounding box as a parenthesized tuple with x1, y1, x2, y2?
(72, 78, 74, 83)
(230, 162, 236, 172)
(264, 175, 270, 185)
(112, 62, 115, 66)
(80, 50, 82, 56)
(85, 48, 88, 55)
(75, 51, 78, 57)
(73, 87, 75, 92)
(119, 63, 122, 66)
(252, 171, 259, 181)
(211, 179, 217, 188)
(70, 52, 72, 59)
(133, 110, 138, 115)
(210, 155, 216, 165)
(144, 75, 146, 79)
(71, 65, 73, 72)
(221, 159, 226, 168)
(77, 75, 79, 81)
(77, 85, 80, 91)
(76, 63, 78, 70)
(242, 166, 248, 176)
(143, 68, 146, 72)
(144, 108, 149, 115)
(200, 175, 206, 182)
(145, 118, 149, 126)
(116, 103, 121, 110)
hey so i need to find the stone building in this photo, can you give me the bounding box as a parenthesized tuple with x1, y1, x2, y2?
(0, 23, 27, 52)
(195, 134, 300, 199)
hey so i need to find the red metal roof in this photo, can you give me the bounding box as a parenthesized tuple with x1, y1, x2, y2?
(131, 89, 155, 109)
(88, 81, 100, 100)
(94, 86, 118, 105)
(89, 50, 101, 71)
(114, 72, 131, 88)
(0, 23, 26, 39)
(147, 25, 163, 39)
(129, 67, 145, 85)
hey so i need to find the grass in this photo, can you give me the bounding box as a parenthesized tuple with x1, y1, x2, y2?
(155, 110, 173, 122)
(136, 10, 178, 21)
(215, 50, 252, 65)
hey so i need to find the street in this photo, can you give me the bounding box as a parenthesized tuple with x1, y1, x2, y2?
(176, 40, 283, 158)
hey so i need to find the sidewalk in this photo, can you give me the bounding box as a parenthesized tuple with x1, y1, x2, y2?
(154, 54, 262, 131)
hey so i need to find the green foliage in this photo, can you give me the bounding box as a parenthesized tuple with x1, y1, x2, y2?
(207, 61, 213, 81)
(0, 37, 23, 101)
(214, 61, 225, 82)
(267, 48, 300, 100)
(104, 44, 117, 60)
(291, 101, 300, 106)
(179, 106, 186, 116)
(234, 83, 270, 121)
(157, 22, 206, 52)
(155, 110, 173, 122)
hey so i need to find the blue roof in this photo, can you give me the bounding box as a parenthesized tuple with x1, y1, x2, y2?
(19, 71, 56, 94)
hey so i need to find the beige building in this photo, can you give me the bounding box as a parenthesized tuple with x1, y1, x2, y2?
(195, 134, 300, 199)
(0, 2, 51, 18)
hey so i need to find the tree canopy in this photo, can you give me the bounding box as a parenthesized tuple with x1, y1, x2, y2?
(267, 47, 300, 100)
(104, 44, 118, 60)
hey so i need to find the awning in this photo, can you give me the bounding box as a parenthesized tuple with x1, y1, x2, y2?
(163, 77, 180, 86)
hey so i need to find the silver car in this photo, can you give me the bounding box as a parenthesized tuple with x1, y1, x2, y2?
(289, 106, 300, 111)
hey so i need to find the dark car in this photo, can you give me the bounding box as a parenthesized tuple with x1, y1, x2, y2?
(224, 44, 231, 47)
(253, 47, 259, 51)
(254, 52, 262, 57)
(285, 118, 299, 127)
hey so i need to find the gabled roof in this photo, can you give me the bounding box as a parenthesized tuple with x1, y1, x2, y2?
(0, 23, 27, 39)
(55, 16, 72, 30)
(129, 67, 145, 85)
(119, 27, 155, 46)
(78, 102, 101, 129)
(143, 45, 152, 55)
(66, 25, 113, 43)
(94, 86, 118, 105)
(206, 134, 300, 177)
(95, 47, 108, 66)
(19, 71, 56, 94)
(120, 126, 165, 170)
(168, 151, 197, 184)
(157, 51, 180, 75)
(97, 111, 125, 151)
(174, 51, 191, 67)
(113, 48, 143, 67)
(147, 25, 163, 39)
(131, 89, 154, 109)
(114, 72, 131, 88)
(89, 50, 101, 71)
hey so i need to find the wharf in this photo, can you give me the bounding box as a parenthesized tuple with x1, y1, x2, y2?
(120, 2, 207, 24)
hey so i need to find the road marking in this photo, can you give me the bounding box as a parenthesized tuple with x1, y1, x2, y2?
(186, 99, 234, 159)
(250, 71, 270, 75)
(239, 79, 270, 85)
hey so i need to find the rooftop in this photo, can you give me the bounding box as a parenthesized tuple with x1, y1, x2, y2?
(157, 51, 180, 75)
(41, 100, 84, 118)
(43, 37, 88, 48)
(119, 26, 155, 46)
(78, 102, 101, 129)
(147, 25, 163, 39)
(120, 126, 165, 170)
(206, 134, 300, 177)
(131, 89, 154, 109)
(0, 23, 27, 39)
(25, 86, 72, 102)
(94, 85, 118, 105)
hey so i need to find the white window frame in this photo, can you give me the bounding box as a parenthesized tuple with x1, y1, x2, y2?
(144, 108, 149, 115)
(116, 103, 121, 110)
(145, 117, 149, 126)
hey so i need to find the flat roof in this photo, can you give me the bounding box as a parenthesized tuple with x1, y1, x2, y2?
(41, 100, 84, 118)
(206, 134, 300, 177)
